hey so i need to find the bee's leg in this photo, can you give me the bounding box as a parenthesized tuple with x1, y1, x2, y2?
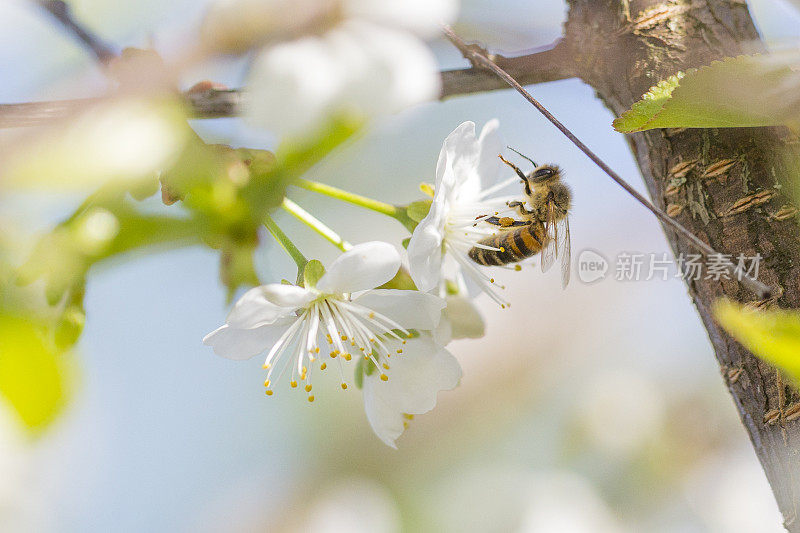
(479, 215, 531, 228)
(507, 200, 534, 218)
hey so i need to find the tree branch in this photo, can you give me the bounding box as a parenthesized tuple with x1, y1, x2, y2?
(440, 40, 575, 98)
(0, 45, 573, 128)
(36, 1, 116, 64)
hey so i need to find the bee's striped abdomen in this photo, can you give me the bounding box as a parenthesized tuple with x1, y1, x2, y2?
(468, 223, 545, 266)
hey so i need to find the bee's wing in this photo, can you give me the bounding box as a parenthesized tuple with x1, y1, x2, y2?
(559, 215, 571, 288)
(540, 200, 558, 273)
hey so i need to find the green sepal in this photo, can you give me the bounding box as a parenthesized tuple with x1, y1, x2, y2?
(303, 260, 325, 289)
(406, 200, 432, 223)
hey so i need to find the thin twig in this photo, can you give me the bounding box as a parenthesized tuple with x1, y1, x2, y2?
(37, 1, 116, 64)
(442, 25, 773, 299)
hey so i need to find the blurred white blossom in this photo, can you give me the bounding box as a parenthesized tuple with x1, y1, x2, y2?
(230, 0, 456, 136)
(407, 120, 518, 305)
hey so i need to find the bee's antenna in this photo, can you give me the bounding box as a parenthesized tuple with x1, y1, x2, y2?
(506, 146, 537, 167)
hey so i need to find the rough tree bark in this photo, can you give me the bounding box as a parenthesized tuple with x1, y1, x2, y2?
(557, 0, 800, 529)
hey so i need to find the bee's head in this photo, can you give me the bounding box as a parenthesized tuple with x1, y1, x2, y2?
(528, 164, 561, 184)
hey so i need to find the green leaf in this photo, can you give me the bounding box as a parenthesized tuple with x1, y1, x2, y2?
(406, 200, 432, 223)
(614, 54, 800, 133)
(0, 315, 73, 434)
(714, 299, 800, 384)
(613, 73, 684, 132)
(303, 259, 325, 288)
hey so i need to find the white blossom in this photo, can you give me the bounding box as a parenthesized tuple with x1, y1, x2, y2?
(204, 241, 440, 389)
(246, 21, 439, 135)
(433, 295, 486, 345)
(362, 335, 461, 448)
(407, 120, 520, 305)
(238, 0, 456, 136)
(203, 241, 462, 446)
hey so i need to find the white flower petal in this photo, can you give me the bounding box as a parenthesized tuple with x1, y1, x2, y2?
(362, 336, 462, 447)
(354, 289, 445, 330)
(245, 35, 346, 136)
(476, 119, 505, 191)
(406, 219, 444, 293)
(226, 284, 311, 329)
(435, 295, 485, 344)
(317, 241, 401, 294)
(261, 284, 316, 307)
(203, 321, 292, 360)
(343, 22, 440, 112)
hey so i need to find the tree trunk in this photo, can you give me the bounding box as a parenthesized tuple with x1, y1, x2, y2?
(562, 0, 800, 529)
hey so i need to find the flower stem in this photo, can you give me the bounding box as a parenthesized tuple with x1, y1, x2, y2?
(282, 197, 352, 252)
(293, 179, 415, 231)
(263, 214, 307, 270)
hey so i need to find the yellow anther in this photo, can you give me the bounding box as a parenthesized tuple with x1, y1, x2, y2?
(403, 421, 409, 429)
(402, 340, 407, 344)
(302, 366, 307, 373)
(265, 390, 273, 396)
(341, 383, 348, 390)
(490, 278, 495, 283)
(341, 335, 348, 341)
(500, 247, 505, 252)
(396, 349, 403, 354)
(359, 347, 365, 352)
(263, 363, 271, 370)
(290, 380, 298, 388)
(305, 384, 312, 392)
(309, 355, 316, 362)
(501, 304, 506, 309)
(344, 353, 352, 361)
(403, 413, 414, 420)
(369, 338, 375, 343)
(320, 362, 327, 370)
(369, 312, 375, 319)
(330, 351, 338, 358)
(514, 264, 522, 271)
(264, 379, 271, 387)
(383, 363, 390, 370)
(380, 374, 388, 381)
(308, 395, 315, 402)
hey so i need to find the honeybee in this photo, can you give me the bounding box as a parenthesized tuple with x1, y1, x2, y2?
(468, 149, 573, 288)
